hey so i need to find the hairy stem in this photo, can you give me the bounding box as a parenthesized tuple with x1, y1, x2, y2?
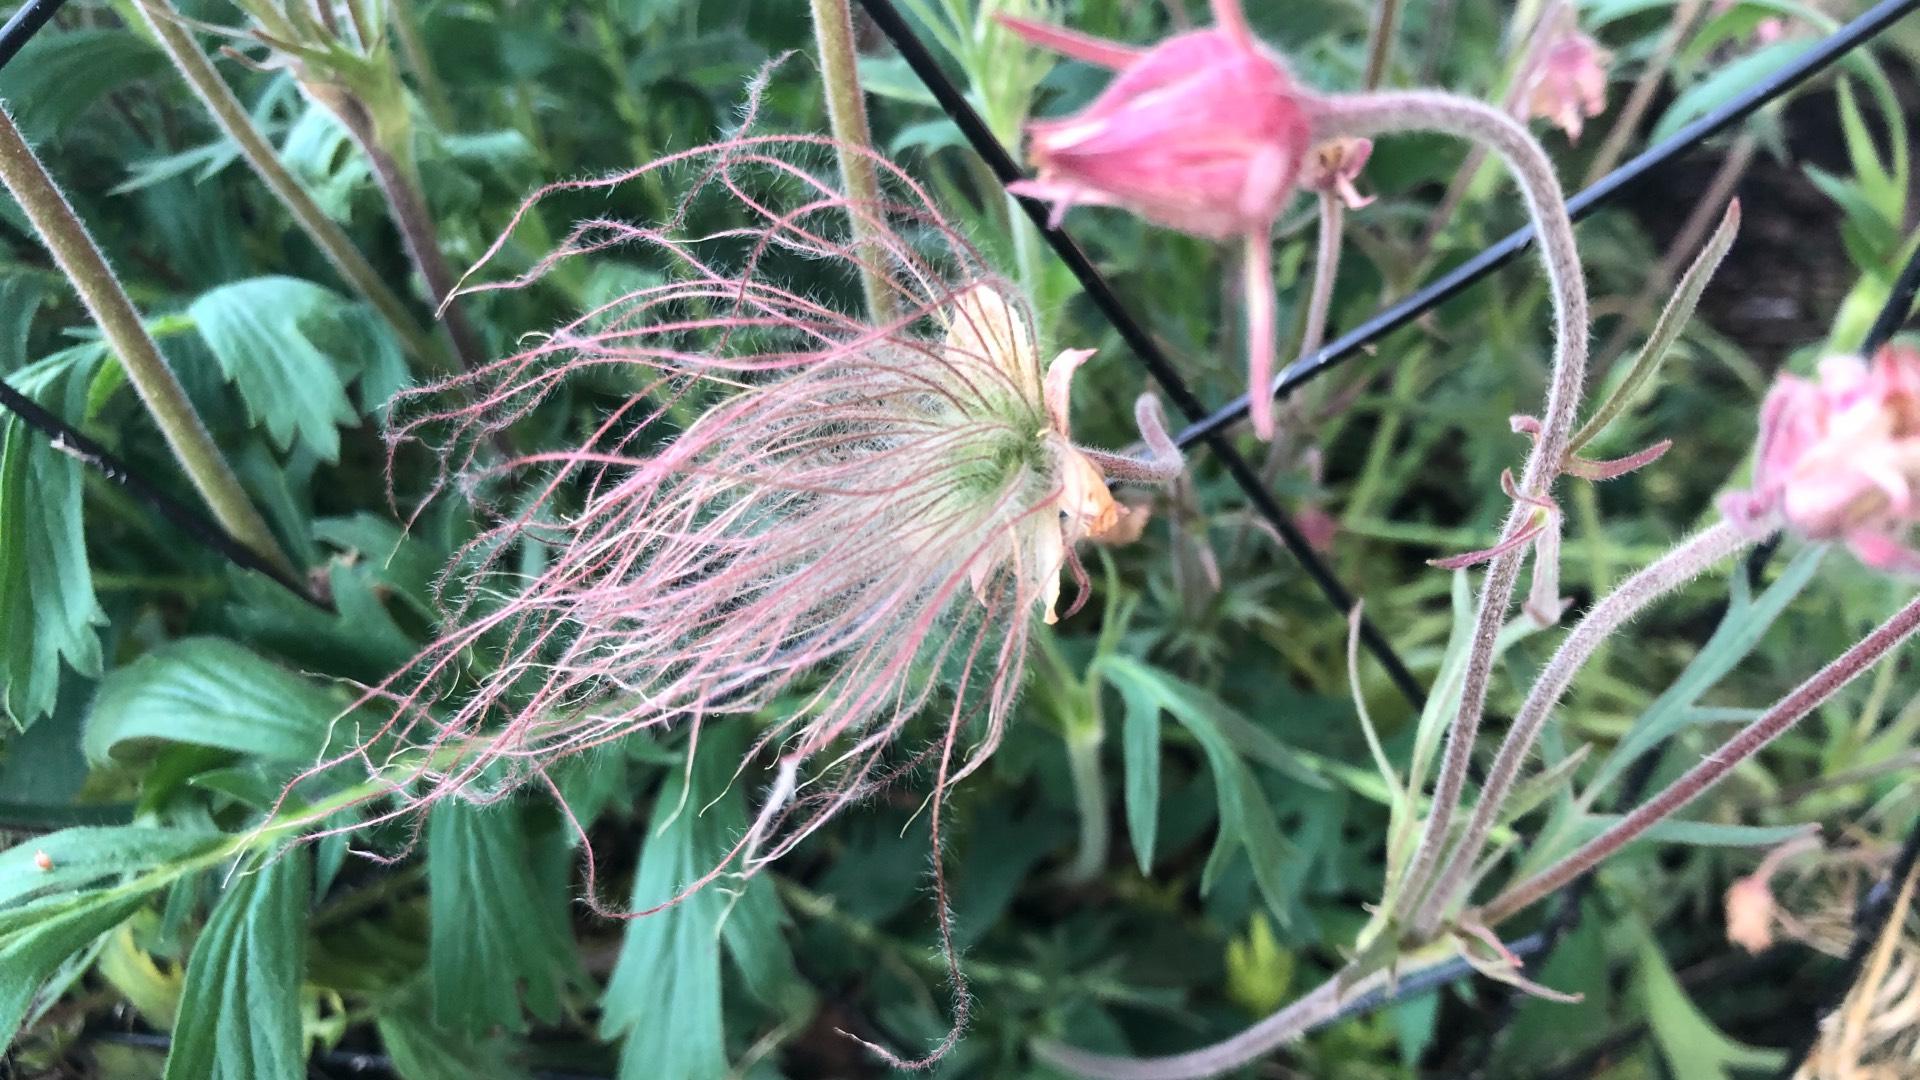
(1481, 585, 1920, 926)
(350, 120, 488, 374)
(136, 0, 447, 371)
(1412, 519, 1756, 930)
(0, 105, 294, 576)
(809, 0, 899, 326)
(387, 0, 455, 131)
(1034, 973, 1360, 1080)
(1062, 715, 1109, 883)
(1307, 89, 1589, 922)
(1245, 235, 1278, 440)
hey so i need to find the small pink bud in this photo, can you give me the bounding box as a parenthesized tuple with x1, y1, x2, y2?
(1003, 12, 1312, 240)
(33, 850, 51, 871)
(1724, 874, 1778, 953)
(1524, 21, 1612, 142)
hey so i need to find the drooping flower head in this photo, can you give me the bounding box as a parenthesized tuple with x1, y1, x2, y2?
(999, 0, 1326, 444)
(1000, 1, 1312, 240)
(1523, 15, 1612, 142)
(1721, 344, 1920, 572)
(290, 91, 1181, 917)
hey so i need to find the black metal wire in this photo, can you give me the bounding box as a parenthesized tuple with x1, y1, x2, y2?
(855, 0, 1426, 709)
(1175, 0, 1920, 449)
(0, 378, 321, 606)
(0, 0, 68, 70)
(1860, 236, 1920, 355)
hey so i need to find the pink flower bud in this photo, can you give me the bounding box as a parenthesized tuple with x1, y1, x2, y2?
(1523, 22, 1612, 142)
(1001, 11, 1312, 239)
(1721, 344, 1920, 572)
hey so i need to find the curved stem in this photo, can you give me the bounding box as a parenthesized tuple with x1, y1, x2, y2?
(1481, 585, 1920, 926)
(1411, 519, 1755, 930)
(353, 131, 489, 374)
(1034, 972, 1359, 1080)
(1307, 89, 1590, 920)
(136, 0, 447, 372)
(1244, 234, 1278, 440)
(810, 0, 900, 327)
(0, 106, 295, 577)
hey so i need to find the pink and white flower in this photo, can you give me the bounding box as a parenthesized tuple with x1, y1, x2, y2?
(1722, 344, 1920, 572)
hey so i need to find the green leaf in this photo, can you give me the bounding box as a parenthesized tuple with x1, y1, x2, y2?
(0, 826, 222, 907)
(1573, 816, 1816, 849)
(602, 725, 801, 1079)
(375, 984, 528, 1080)
(1651, 41, 1807, 144)
(1571, 200, 1740, 452)
(1635, 922, 1783, 1079)
(188, 277, 365, 462)
(164, 849, 311, 1080)
(1095, 657, 1297, 924)
(0, 889, 147, 1047)
(0, 341, 107, 728)
(85, 637, 347, 765)
(0, 29, 165, 143)
(1587, 545, 1825, 795)
(1119, 676, 1162, 874)
(426, 801, 580, 1035)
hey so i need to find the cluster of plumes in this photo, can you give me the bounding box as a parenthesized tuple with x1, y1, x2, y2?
(1722, 344, 1920, 573)
(297, 119, 1182, 912)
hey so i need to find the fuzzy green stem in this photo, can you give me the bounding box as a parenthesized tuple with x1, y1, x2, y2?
(1308, 89, 1590, 926)
(1480, 585, 1920, 926)
(809, 0, 900, 327)
(135, 0, 446, 372)
(387, 0, 454, 131)
(0, 104, 294, 576)
(1062, 716, 1109, 883)
(1411, 520, 1755, 930)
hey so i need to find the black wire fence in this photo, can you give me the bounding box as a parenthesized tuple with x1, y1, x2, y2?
(2, 0, 1918, 1074)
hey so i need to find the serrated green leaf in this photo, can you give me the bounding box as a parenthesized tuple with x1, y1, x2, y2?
(1095, 657, 1297, 924)
(1, 338, 106, 728)
(0, 889, 146, 1047)
(85, 637, 346, 764)
(188, 277, 365, 461)
(164, 849, 310, 1080)
(0, 826, 223, 907)
(602, 725, 800, 1079)
(0, 29, 166, 143)
(376, 983, 529, 1080)
(426, 801, 579, 1035)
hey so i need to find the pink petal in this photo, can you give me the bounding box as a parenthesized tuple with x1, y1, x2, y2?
(995, 14, 1145, 70)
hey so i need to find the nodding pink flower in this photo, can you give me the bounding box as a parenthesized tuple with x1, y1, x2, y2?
(1523, 19, 1612, 142)
(293, 111, 1184, 948)
(1000, 0, 1314, 442)
(999, 2, 1312, 240)
(1721, 344, 1920, 572)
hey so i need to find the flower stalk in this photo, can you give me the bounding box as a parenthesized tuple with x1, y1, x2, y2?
(0, 104, 294, 577)
(810, 0, 900, 326)
(1480, 584, 1920, 925)
(135, 0, 447, 371)
(1306, 87, 1591, 916)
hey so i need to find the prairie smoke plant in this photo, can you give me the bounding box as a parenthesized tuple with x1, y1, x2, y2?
(300, 129, 1183, 947)
(1722, 344, 1920, 572)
